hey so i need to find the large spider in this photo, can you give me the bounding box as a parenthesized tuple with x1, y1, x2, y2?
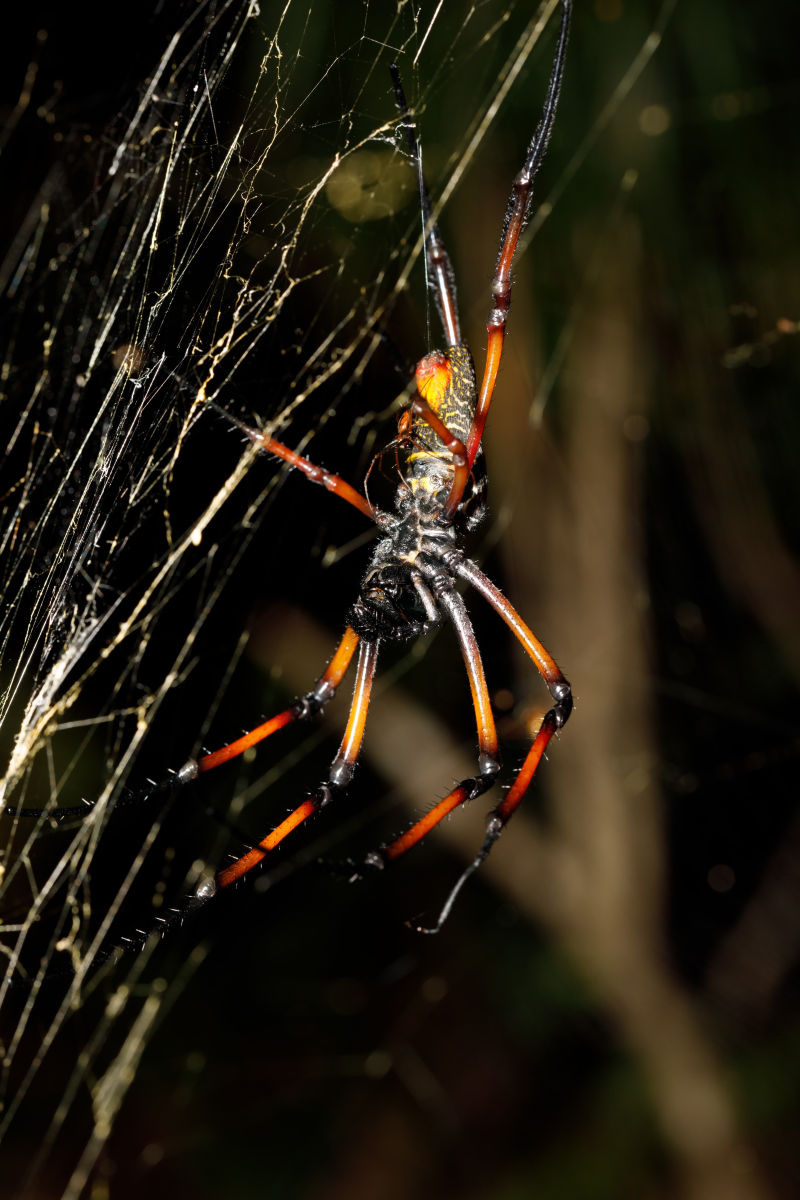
(182, 0, 573, 930)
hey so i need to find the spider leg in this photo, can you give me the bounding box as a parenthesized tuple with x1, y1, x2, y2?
(177, 626, 360, 781)
(444, 0, 572, 516)
(390, 64, 461, 347)
(212, 637, 379, 891)
(210, 403, 378, 521)
(409, 553, 572, 934)
(452, 556, 572, 713)
(362, 574, 500, 870)
(411, 706, 561, 935)
(0, 628, 362, 824)
(430, 572, 500, 772)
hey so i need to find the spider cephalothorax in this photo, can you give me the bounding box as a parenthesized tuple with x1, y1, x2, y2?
(346, 517, 455, 643)
(347, 556, 434, 643)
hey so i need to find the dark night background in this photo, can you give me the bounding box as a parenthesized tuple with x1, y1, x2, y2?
(1, 2, 799, 1198)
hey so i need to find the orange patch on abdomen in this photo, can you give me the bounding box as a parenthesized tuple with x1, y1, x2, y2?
(415, 350, 451, 414)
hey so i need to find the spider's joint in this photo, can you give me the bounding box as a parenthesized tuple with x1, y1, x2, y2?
(485, 812, 505, 842)
(176, 759, 199, 785)
(514, 165, 533, 190)
(421, 521, 454, 540)
(549, 680, 573, 728)
(478, 752, 501, 780)
(293, 689, 328, 720)
(440, 547, 464, 570)
(311, 679, 336, 706)
(418, 562, 451, 597)
(327, 757, 355, 790)
(193, 874, 217, 903)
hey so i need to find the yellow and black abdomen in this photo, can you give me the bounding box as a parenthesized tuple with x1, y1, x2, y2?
(406, 344, 478, 503)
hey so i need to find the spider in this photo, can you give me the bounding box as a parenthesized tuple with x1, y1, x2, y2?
(179, 1, 573, 931)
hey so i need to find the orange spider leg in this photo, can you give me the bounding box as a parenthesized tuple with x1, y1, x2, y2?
(411, 705, 563, 935)
(211, 403, 377, 522)
(447, 0, 572, 511)
(177, 627, 360, 780)
(214, 638, 379, 891)
(410, 391, 470, 514)
(405, 553, 572, 933)
(381, 783, 472, 864)
(454, 557, 568, 696)
(368, 575, 500, 867)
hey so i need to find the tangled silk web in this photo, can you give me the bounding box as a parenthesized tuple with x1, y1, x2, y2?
(0, 0, 672, 1193)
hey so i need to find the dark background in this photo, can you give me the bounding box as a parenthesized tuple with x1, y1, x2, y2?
(1, 2, 799, 1197)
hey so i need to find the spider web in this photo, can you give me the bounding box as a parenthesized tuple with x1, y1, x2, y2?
(2, 1, 799, 1197)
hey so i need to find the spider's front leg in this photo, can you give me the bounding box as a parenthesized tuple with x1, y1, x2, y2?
(446, 0, 572, 513)
(210, 402, 377, 521)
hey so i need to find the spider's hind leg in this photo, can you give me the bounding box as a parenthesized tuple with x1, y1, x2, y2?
(408, 553, 572, 934)
(178, 626, 360, 782)
(206, 635, 380, 892)
(410, 699, 567, 935)
(169, 625, 376, 897)
(353, 569, 501, 886)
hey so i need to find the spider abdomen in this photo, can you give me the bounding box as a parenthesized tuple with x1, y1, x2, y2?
(405, 343, 487, 525)
(408, 344, 476, 471)
(412, 344, 477, 445)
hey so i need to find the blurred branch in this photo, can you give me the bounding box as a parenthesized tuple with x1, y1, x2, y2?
(707, 807, 800, 1022)
(492, 213, 773, 1200)
(684, 374, 800, 683)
